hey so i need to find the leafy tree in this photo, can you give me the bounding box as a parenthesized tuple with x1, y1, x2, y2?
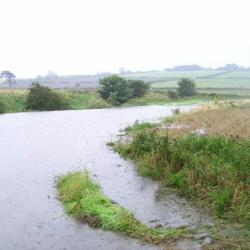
(26, 83, 70, 111)
(0, 70, 16, 88)
(177, 78, 196, 97)
(99, 75, 132, 105)
(128, 80, 149, 98)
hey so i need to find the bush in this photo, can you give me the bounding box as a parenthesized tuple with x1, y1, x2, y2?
(177, 78, 196, 97)
(26, 83, 70, 111)
(208, 93, 218, 98)
(99, 76, 149, 106)
(167, 90, 179, 99)
(99, 75, 132, 105)
(0, 100, 6, 114)
(128, 80, 149, 98)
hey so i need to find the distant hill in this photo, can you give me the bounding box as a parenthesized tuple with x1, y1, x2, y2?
(164, 64, 250, 71)
(1, 64, 250, 91)
(0, 73, 111, 89)
(166, 64, 205, 71)
(120, 68, 250, 95)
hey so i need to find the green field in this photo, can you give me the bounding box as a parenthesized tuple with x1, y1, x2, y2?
(216, 71, 250, 79)
(121, 70, 223, 80)
(121, 70, 250, 95)
(152, 79, 250, 89)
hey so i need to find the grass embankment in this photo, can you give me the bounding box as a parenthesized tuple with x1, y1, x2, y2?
(123, 92, 213, 106)
(0, 89, 110, 113)
(0, 89, 206, 113)
(57, 171, 184, 243)
(0, 89, 248, 114)
(0, 90, 27, 113)
(113, 104, 250, 227)
(61, 90, 111, 109)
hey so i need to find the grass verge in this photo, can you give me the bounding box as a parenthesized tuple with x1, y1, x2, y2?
(57, 171, 185, 243)
(111, 107, 250, 248)
(0, 89, 27, 113)
(110, 104, 250, 248)
(114, 132, 250, 225)
(0, 89, 111, 113)
(0, 89, 247, 114)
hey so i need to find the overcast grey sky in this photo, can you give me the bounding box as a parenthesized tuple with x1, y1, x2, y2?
(0, 0, 249, 77)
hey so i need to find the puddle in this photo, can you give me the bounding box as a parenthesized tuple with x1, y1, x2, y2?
(0, 105, 211, 250)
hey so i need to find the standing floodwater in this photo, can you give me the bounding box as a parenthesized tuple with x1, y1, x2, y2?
(0, 105, 210, 250)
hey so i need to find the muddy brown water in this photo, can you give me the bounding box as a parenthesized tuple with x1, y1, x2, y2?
(0, 105, 211, 250)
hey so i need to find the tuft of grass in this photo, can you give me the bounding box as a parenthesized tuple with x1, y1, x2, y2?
(57, 171, 185, 243)
(124, 120, 159, 134)
(210, 189, 231, 216)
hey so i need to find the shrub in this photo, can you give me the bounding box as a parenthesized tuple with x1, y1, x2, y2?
(26, 83, 70, 111)
(0, 100, 6, 114)
(177, 78, 196, 97)
(128, 80, 149, 98)
(99, 75, 132, 105)
(171, 108, 180, 115)
(208, 93, 218, 98)
(167, 90, 179, 99)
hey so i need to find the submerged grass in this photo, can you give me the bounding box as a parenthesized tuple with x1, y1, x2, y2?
(163, 101, 250, 139)
(57, 171, 185, 243)
(124, 120, 159, 133)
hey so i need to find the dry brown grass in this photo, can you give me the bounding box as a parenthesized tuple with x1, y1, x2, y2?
(164, 104, 250, 139)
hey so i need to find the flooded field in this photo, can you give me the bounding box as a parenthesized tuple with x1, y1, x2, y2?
(0, 105, 211, 250)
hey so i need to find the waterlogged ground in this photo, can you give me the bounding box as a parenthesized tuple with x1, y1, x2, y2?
(0, 105, 211, 250)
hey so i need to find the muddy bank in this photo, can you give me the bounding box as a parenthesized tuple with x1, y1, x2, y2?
(0, 105, 210, 250)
